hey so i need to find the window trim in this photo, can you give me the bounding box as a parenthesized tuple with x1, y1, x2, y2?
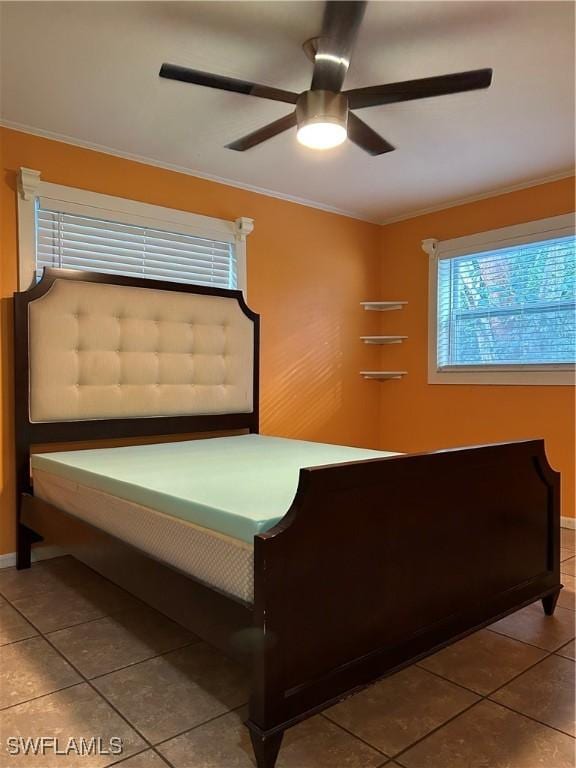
(423, 213, 576, 386)
(17, 167, 253, 293)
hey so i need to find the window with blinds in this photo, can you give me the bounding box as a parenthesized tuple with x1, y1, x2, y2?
(36, 207, 236, 289)
(437, 235, 576, 368)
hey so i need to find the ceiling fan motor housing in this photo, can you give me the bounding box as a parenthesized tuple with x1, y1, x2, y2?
(296, 90, 348, 131)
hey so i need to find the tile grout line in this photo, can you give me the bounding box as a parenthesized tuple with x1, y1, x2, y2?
(413, 647, 576, 744)
(322, 626, 575, 765)
(0, 554, 196, 632)
(392, 656, 574, 765)
(317, 713, 390, 759)
(388, 699, 483, 767)
(3, 595, 248, 766)
(554, 642, 576, 659)
(150, 746, 177, 768)
(85, 639, 200, 682)
(485, 625, 576, 652)
(486, 696, 576, 740)
(41, 609, 151, 635)
(0, 680, 85, 713)
(104, 747, 150, 768)
(2, 597, 169, 763)
(1, 576, 202, 676)
(325, 637, 576, 764)
(3, 604, 205, 691)
(3, 588, 192, 636)
(34, 639, 161, 762)
(152, 703, 248, 749)
(116, 745, 177, 768)
(479, 646, 576, 739)
(0, 631, 41, 649)
(2, 601, 201, 684)
(414, 655, 546, 700)
(0, 598, 129, 635)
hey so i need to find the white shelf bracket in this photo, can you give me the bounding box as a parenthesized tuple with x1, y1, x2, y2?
(361, 301, 407, 311)
(360, 371, 407, 381)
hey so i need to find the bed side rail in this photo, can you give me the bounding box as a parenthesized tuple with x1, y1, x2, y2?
(251, 439, 560, 730)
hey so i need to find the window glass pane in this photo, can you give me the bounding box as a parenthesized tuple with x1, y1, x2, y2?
(36, 206, 236, 289)
(437, 235, 576, 367)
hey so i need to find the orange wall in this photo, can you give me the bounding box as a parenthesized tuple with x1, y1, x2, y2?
(0, 127, 382, 554)
(377, 177, 576, 519)
(0, 127, 573, 555)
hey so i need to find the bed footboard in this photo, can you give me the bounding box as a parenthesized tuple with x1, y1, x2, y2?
(248, 439, 560, 751)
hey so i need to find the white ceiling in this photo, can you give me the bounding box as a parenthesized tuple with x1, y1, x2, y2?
(1, 1, 574, 222)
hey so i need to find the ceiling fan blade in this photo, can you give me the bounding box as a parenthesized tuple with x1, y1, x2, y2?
(159, 63, 299, 105)
(226, 112, 297, 151)
(347, 113, 395, 156)
(311, 1, 367, 92)
(345, 68, 493, 109)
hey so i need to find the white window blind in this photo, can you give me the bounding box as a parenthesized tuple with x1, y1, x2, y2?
(437, 234, 576, 368)
(36, 206, 236, 289)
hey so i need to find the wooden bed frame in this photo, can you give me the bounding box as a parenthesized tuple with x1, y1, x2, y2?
(14, 270, 562, 768)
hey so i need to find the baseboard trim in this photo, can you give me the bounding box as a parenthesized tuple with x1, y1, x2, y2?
(561, 516, 576, 530)
(0, 545, 67, 570)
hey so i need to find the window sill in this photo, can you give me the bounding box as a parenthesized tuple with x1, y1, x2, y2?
(428, 368, 575, 386)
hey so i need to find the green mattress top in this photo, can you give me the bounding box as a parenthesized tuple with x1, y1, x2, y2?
(31, 434, 398, 543)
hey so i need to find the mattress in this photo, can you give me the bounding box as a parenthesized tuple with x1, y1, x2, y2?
(33, 468, 255, 602)
(31, 434, 398, 602)
(31, 434, 397, 543)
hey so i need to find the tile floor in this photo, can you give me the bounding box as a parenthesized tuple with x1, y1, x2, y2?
(0, 532, 574, 768)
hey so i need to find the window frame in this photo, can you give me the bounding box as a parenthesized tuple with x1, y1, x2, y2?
(424, 213, 576, 386)
(17, 167, 253, 294)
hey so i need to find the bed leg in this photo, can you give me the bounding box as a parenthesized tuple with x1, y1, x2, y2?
(249, 729, 283, 768)
(16, 523, 33, 570)
(542, 588, 561, 616)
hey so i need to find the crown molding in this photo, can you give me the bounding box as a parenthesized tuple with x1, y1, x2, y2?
(379, 169, 576, 226)
(2, 120, 573, 229)
(0, 120, 379, 224)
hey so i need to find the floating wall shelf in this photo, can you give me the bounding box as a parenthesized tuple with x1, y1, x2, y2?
(360, 371, 407, 380)
(361, 335, 407, 345)
(361, 301, 408, 312)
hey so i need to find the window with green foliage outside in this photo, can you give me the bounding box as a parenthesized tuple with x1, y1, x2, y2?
(437, 235, 576, 368)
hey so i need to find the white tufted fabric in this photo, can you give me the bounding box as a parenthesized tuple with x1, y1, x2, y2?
(28, 279, 254, 422)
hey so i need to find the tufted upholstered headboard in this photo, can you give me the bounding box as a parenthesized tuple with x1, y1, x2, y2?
(14, 270, 259, 493)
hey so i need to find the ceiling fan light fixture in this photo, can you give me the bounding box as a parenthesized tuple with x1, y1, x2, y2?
(296, 90, 348, 150)
(297, 120, 347, 150)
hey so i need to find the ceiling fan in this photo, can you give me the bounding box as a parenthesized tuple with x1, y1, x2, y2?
(159, 1, 493, 155)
